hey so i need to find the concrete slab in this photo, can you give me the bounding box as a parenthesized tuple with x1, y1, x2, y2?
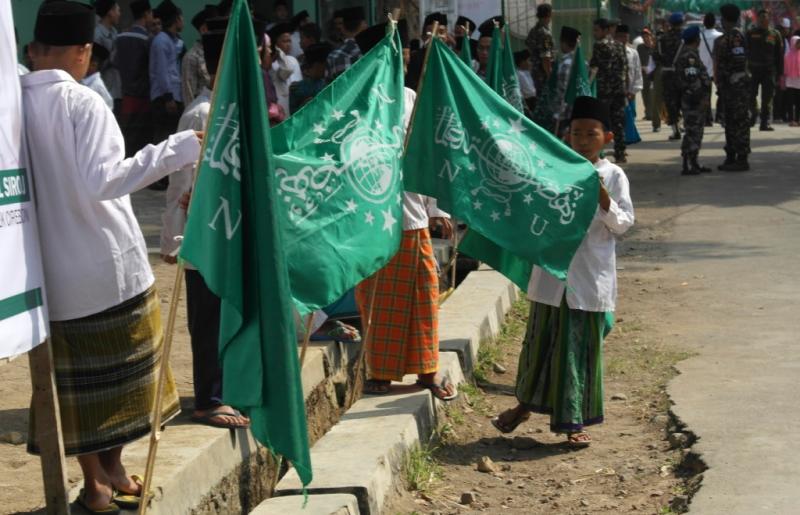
(438, 266, 519, 372)
(251, 493, 360, 515)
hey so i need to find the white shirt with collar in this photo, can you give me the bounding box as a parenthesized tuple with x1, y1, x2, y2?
(401, 87, 448, 230)
(21, 69, 201, 321)
(625, 45, 644, 95)
(699, 27, 722, 79)
(270, 49, 303, 115)
(81, 71, 114, 110)
(527, 158, 634, 312)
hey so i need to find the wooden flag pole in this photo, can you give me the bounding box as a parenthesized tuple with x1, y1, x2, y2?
(347, 276, 380, 408)
(403, 21, 439, 151)
(137, 261, 185, 515)
(29, 340, 70, 515)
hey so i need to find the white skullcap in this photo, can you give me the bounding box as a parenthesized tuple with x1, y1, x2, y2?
(782, 18, 792, 28)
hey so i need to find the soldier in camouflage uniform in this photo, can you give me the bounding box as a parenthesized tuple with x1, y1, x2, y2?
(590, 18, 628, 162)
(654, 12, 685, 140)
(525, 3, 554, 105)
(747, 9, 783, 131)
(676, 25, 711, 175)
(715, 4, 751, 171)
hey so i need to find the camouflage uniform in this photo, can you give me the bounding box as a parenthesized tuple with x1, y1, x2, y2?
(746, 25, 783, 128)
(676, 45, 711, 173)
(526, 21, 554, 94)
(654, 26, 684, 131)
(715, 25, 751, 167)
(591, 36, 628, 158)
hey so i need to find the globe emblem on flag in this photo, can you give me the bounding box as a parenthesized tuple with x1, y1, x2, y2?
(342, 128, 399, 204)
(478, 135, 536, 194)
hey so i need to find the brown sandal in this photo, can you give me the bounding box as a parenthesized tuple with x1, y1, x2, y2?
(567, 432, 592, 447)
(364, 379, 391, 395)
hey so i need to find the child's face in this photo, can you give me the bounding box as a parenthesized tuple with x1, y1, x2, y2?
(567, 118, 613, 162)
(518, 57, 532, 71)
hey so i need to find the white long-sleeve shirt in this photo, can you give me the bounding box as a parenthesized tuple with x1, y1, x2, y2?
(699, 28, 722, 79)
(401, 87, 448, 230)
(81, 71, 114, 110)
(625, 45, 643, 95)
(527, 158, 634, 312)
(21, 69, 200, 321)
(270, 50, 303, 115)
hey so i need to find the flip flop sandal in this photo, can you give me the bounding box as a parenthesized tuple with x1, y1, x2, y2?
(310, 321, 362, 342)
(490, 410, 531, 434)
(76, 489, 121, 515)
(567, 432, 592, 448)
(416, 378, 458, 401)
(190, 408, 250, 429)
(364, 379, 392, 395)
(112, 474, 150, 510)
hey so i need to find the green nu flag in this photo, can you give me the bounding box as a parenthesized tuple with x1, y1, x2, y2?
(180, 0, 311, 486)
(487, 27, 524, 113)
(459, 36, 472, 67)
(404, 38, 599, 282)
(271, 28, 405, 315)
(564, 42, 594, 104)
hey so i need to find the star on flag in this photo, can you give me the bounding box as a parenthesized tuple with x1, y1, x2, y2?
(490, 211, 500, 222)
(331, 109, 344, 121)
(365, 211, 375, 225)
(508, 118, 525, 135)
(381, 207, 397, 234)
(473, 199, 483, 210)
(523, 193, 534, 204)
(345, 199, 358, 213)
(313, 123, 326, 135)
(321, 152, 335, 162)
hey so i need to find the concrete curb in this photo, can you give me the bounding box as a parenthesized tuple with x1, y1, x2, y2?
(254, 269, 518, 515)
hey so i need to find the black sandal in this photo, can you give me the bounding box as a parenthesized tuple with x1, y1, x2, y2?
(491, 408, 531, 434)
(364, 379, 392, 395)
(416, 378, 458, 401)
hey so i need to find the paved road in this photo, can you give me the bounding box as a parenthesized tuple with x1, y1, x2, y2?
(627, 122, 800, 513)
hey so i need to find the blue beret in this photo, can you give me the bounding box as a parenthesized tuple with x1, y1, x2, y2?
(682, 25, 700, 42)
(669, 12, 684, 25)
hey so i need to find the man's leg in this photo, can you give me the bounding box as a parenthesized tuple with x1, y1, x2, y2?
(77, 453, 115, 511)
(760, 72, 776, 129)
(652, 68, 663, 130)
(642, 76, 652, 120)
(704, 82, 713, 125)
(98, 446, 140, 495)
(611, 97, 627, 160)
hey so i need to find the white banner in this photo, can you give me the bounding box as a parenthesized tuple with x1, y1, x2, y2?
(0, 0, 49, 358)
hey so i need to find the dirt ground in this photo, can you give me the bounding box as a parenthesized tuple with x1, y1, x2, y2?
(0, 259, 195, 515)
(384, 162, 706, 515)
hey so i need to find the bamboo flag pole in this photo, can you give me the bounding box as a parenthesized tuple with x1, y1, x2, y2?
(137, 18, 232, 513)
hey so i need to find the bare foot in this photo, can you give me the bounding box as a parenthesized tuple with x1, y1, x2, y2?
(417, 372, 457, 400)
(80, 480, 115, 511)
(491, 404, 531, 433)
(192, 405, 250, 428)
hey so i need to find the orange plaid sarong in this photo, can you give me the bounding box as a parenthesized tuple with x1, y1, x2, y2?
(355, 228, 439, 381)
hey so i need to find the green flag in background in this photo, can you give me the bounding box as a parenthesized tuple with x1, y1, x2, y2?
(486, 26, 525, 113)
(564, 41, 594, 104)
(270, 27, 405, 315)
(459, 35, 472, 67)
(404, 38, 599, 283)
(180, 0, 311, 486)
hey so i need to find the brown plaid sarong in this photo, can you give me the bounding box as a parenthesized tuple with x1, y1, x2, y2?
(356, 228, 439, 381)
(27, 287, 180, 456)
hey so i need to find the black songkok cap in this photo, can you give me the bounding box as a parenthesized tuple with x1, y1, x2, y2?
(154, 0, 181, 27)
(291, 10, 309, 28)
(424, 12, 447, 28)
(340, 6, 365, 23)
(303, 42, 332, 65)
(268, 22, 294, 41)
(192, 4, 219, 30)
(206, 16, 229, 31)
(616, 24, 630, 34)
(130, 0, 151, 18)
(571, 96, 611, 129)
(252, 17, 267, 40)
(95, 0, 116, 17)
(720, 4, 741, 22)
(478, 22, 495, 39)
(355, 22, 386, 54)
(35, 1, 95, 46)
(91, 42, 110, 63)
(479, 16, 504, 32)
(202, 30, 225, 75)
(513, 49, 530, 66)
(456, 15, 476, 34)
(594, 18, 610, 29)
(560, 25, 581, 44)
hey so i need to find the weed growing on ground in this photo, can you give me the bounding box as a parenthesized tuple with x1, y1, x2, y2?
(473, 299, 529, 384)
(403, 444, 442, 493)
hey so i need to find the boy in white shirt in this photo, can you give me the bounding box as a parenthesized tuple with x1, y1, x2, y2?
(514, 49, 537, 115)
(492, 96, 635, 446)
(22, 2, 201, 512)
(80, 43, 114, 109)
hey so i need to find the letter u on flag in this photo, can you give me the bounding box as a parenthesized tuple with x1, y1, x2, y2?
(180, 0, 311, 486)
(404, 37, 600, 283)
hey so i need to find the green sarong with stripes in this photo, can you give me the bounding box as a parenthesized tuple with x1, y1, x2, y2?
(515, 298, 614, 433)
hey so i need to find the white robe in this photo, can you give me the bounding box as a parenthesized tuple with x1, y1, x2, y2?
(21, 69, 200, 321)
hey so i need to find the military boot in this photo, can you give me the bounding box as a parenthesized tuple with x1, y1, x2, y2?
(669, 125, 682, 140)
(722, 154, 749, 172)
(691, 156, 711, 173)
(682, 155, 700, 175)
(718, 151, 736, 171)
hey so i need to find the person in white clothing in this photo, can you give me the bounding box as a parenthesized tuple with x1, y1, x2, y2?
(268, 22, 303, 114)
(354, 29, 457, 401)
(700, 13, 722, 124)
(616, 26, 644, 101)
(22, 3, 201, 513)
(514, 49, 537, 115)
(80, 43, 114, 109)
(492, 97, 634, 446)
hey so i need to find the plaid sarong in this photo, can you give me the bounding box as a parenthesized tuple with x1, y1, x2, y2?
(514, 299, 612, 433)
(356, 228, 439, 381)
(28, 287, 180, 456)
